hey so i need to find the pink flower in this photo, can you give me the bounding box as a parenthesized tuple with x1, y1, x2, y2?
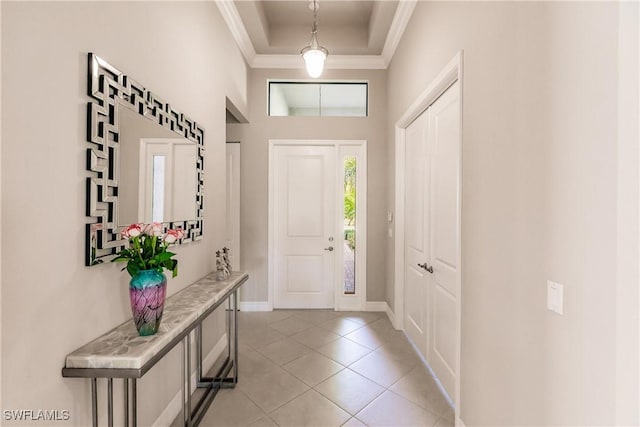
(163, 228, 184, 244)
(121, 223, 143, 239)
(144, 222, 163, 237)
(176, 228, 185, 240)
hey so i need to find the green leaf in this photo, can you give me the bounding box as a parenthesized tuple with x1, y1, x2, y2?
(111, 230, 179, 278)
(126, 261, 140, 277)
(154, 252, 175, 262)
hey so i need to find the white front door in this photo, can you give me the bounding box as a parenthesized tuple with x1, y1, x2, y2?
(404, 81, 461, 399)
(273, 145, 336, 308)
(138, 139, 197, 224)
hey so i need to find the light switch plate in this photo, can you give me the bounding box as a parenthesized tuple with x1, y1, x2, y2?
(547, 280, 564, 315)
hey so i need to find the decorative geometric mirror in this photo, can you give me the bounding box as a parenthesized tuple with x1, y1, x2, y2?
(86, 53, 204, 266)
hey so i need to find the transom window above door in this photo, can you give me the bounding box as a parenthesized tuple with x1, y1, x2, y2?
(268, 81, 368, 117)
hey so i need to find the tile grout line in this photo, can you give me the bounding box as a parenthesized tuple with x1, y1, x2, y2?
(229, 310, 451, 427)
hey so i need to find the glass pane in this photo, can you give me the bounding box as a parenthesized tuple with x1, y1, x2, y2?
(269, 83, 320, 116)
(320, 84, 367, 117)
(343, 156, 356, 295)
(152, 155, 165, 222)
(268, 82, 367, 117)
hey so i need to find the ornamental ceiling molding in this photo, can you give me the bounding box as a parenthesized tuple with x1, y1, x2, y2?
(215, 0, 417, 70)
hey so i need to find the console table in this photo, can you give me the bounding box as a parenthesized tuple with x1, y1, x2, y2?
(62, 271, 248, 427)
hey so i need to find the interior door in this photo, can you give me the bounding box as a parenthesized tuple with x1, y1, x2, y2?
(225, 142, 241, 271)
(427, 81, 460, 398)
(404, 110, 430, 357)
(273, 145, 335, 308)
(403, 81, 460, 399)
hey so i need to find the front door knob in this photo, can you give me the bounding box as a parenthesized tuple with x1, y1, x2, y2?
(324, 246, 334, 252)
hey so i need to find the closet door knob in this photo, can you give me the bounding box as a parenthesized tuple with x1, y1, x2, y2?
(418, 263, 434, 273)
(324, 246, 334, 252)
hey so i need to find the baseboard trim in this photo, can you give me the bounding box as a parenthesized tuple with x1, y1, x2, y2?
(384, 303, 397, 328)
(152, 333, 228, 427)
(456, 415, 466, 427)
(365, 301, 397, 327)
(239, 301, 271, 312)
(364, 301, 387, 311)
(239, 300, 394, 318)
(404, 329, 455, 409)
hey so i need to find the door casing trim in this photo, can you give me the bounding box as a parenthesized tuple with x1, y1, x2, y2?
(268, 139, 368, 311)
(393, 51, 463, 421)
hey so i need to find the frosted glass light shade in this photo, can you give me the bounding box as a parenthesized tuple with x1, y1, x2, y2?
(303, 48, 327, 78)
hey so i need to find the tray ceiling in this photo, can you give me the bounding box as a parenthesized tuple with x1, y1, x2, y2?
(217, 0, 417, 69)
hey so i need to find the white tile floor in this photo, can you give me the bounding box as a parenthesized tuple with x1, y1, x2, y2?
(180, 310, 454, 427)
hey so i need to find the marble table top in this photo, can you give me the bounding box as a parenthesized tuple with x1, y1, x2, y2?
(64, 271, 248, 372)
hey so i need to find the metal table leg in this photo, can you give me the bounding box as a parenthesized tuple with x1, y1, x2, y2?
(233, 289, 239, 384)
(182, 335, 193, 427)
(132, 379, 137, 427)
(196, 324, 203, 383)
(107, 378, 113, 427)
(124, 379, 129, 427)
(91, 378, 98, 427)
(182, 337, 187, 426)
(187, 333, 192, 427)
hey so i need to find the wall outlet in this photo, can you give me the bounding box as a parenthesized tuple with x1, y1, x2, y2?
(547, 280, 564, 315)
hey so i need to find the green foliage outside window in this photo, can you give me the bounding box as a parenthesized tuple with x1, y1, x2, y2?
(344, 157, 356, 251)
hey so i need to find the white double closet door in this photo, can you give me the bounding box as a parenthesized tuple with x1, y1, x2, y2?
(404, 81, 460, 399)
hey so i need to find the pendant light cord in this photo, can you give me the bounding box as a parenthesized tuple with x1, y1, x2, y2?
(312, 0, 318, 33)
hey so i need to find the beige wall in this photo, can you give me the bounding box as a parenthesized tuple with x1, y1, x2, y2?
(1, 2, 247, 425)
(615, 2, 640, 424)
(1, 1, 637, 425)
(238, 68, 388, 303)
(387, 2, 638, 425)
(0, 0, 4, 413)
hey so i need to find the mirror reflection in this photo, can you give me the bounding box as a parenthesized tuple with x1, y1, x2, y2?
(86, 53, 204, 266)
(118, 104, 198, 225)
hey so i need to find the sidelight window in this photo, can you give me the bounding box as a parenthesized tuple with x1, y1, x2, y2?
(151, 155, 165, 223)
(343, 156, 356, 294)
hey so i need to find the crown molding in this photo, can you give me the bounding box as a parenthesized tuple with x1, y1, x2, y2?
(215, 1, 256, 65)
(381, 0, 417, 67)
(252, 54, 387, 70)
(216, 0, 416, 71)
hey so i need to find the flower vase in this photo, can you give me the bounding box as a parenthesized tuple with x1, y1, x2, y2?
(129, 269, 167, 336)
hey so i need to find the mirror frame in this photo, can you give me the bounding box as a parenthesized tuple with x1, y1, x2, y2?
(86, 53, 204, 266)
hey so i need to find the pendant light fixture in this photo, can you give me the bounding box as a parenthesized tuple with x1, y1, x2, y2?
(301, 0, 328, 78)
